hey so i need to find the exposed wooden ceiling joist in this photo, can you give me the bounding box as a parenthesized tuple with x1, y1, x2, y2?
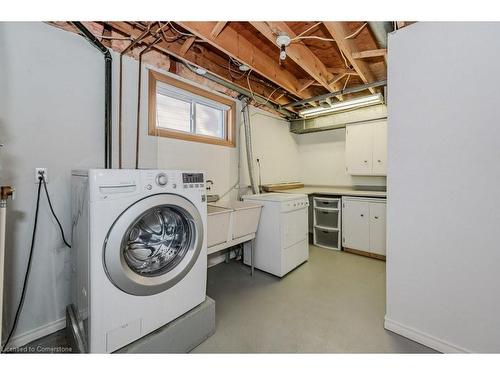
(107, 22, 291, 106)
(250, 21, 344, 100)
(176, 21, 315, 99)
(211, 22, 228, 38)
(297, 79, 316, 93)
(352, 48, 387, 59)
(326, 67, 359, 75)
(179, 36, 196, 56)
(323, 22, 377, 94)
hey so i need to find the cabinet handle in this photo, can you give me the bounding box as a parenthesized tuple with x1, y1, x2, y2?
(374, 216, 379, 219)
(377, 160, 382, 163)
(363, 160, 368, 163)
(360, 214, 364, 217)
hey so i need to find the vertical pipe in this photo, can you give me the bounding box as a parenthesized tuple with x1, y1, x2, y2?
(0, 186, 14, 347)
(72, 22, 113, 169)
(119, 26, 153, 169)
(242, 100, 259, 195)
(0, 200, 6, 346)
(104, 55, 112, 168)
(118, 55, 124, 169)
(135, 37, 162, 169)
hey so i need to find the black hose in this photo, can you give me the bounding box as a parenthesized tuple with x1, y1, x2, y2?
(1, 178, 43, 353)
(41, 178, 71, 249)
(1, 175, 71, 353)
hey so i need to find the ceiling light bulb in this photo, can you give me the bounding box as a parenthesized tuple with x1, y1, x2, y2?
(238, 64, 250, 72)
(279, 45, 287, 61)
(299, 94, 384, 118)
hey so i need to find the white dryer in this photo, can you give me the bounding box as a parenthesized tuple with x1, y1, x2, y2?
(70, 169, 207, 353)
(242, 193, 309, 277)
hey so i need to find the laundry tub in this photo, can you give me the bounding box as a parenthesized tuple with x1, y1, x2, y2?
(225, 201, 263, 240)
(207, 205, 232, 248)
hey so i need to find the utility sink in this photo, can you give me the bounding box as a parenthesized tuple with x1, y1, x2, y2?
(207, 201, 262, 253)
(207, 205, 232, 248)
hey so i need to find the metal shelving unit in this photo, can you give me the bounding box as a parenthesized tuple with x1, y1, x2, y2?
(312, 196, 341, 250)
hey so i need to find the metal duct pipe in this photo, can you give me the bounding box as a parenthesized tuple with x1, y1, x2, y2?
(286, 80, 387, 109)
(242, 100, 260, 195)
(72, 22, 113, 169)
(181, 62, 297, 119)
(368, 22, 393, 49)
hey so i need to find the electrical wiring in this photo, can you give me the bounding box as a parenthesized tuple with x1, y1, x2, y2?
(1, 178, 42, 353)
(228, 58, 248, 80)
(344, 22, 368, 39)
(1, 174, 71, 353)
(294, 22, 322, 39)
(41, 177, 71, 249)
(96, 35, 134, 41)
(292, 35, 336, 43)
(166, 21, 196, 37)
(340, 49, 351, 69)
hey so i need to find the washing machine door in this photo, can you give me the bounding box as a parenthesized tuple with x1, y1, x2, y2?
(104, 193, 204, 296)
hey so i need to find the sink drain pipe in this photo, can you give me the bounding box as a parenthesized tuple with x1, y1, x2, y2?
(242, 99, 260, 195)
(72, 22, 113, 169)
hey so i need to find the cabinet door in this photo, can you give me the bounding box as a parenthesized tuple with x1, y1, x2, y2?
(345, 123, 373, 175)
(372, 121, 388, 176)
(369, 201, 386, 255)
(342, 199, 370, 251)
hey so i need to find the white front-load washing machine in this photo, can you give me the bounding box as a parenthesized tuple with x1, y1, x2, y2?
(70, 169, 207, 353)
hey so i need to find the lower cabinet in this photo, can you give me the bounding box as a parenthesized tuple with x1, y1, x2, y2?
(341, 197, 386, 257)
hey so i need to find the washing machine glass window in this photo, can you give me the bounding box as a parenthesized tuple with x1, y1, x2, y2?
(104, 194, 204, 296)
(122, 205, 192, 277)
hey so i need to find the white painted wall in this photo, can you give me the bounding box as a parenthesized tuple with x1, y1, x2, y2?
(0, 22, 242, 346)
(386, 22, 500, 353)
(0, 22, 104, 344)
(239, 108, 386, 190)
(115, 53, 240, 204)
(296, 128, 386, 187)
(240, 107, 301, 190)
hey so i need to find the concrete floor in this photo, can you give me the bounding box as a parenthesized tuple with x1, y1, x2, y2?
(193, 245, 436, 353)
(22, 245, 435, 353)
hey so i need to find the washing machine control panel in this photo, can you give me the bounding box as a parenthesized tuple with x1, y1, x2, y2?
(182, 173, 205, 189)
(156, 173, 168, 186)
(140, 171, 205, 192)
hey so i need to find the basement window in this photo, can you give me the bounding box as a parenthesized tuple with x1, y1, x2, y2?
(148, 70, 236, 147)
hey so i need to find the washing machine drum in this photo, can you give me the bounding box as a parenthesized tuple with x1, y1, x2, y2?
(104, 194, 204, 296)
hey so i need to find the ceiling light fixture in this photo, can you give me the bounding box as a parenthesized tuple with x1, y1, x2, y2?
(299, 93, 384, 118)
(276, 33, 291, 62)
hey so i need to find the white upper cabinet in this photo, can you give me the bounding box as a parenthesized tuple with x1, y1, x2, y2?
(371, 121, 387, 175)
(345, 120, 387, 176)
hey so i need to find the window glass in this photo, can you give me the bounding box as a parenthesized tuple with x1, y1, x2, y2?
(156, 93, 191, 133)
(195, 103, 224, 138)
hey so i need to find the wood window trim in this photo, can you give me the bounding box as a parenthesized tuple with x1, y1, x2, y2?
(148, 70, 236, 147)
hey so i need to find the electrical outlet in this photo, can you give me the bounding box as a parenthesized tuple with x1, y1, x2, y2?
(35, 168, 48, 183)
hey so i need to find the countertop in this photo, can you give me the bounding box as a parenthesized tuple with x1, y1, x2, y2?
(268, 185, 387, 198)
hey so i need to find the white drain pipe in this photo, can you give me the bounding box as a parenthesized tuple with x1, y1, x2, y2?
(242, 100, 260, 195)
(0, 186, 14, 345)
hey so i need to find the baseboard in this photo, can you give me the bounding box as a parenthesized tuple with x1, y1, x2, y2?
(384, 317, 470, 353)
(6, 317, 66, 349)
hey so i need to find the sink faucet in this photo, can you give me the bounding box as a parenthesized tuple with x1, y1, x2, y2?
(206, 180, 213, 191)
